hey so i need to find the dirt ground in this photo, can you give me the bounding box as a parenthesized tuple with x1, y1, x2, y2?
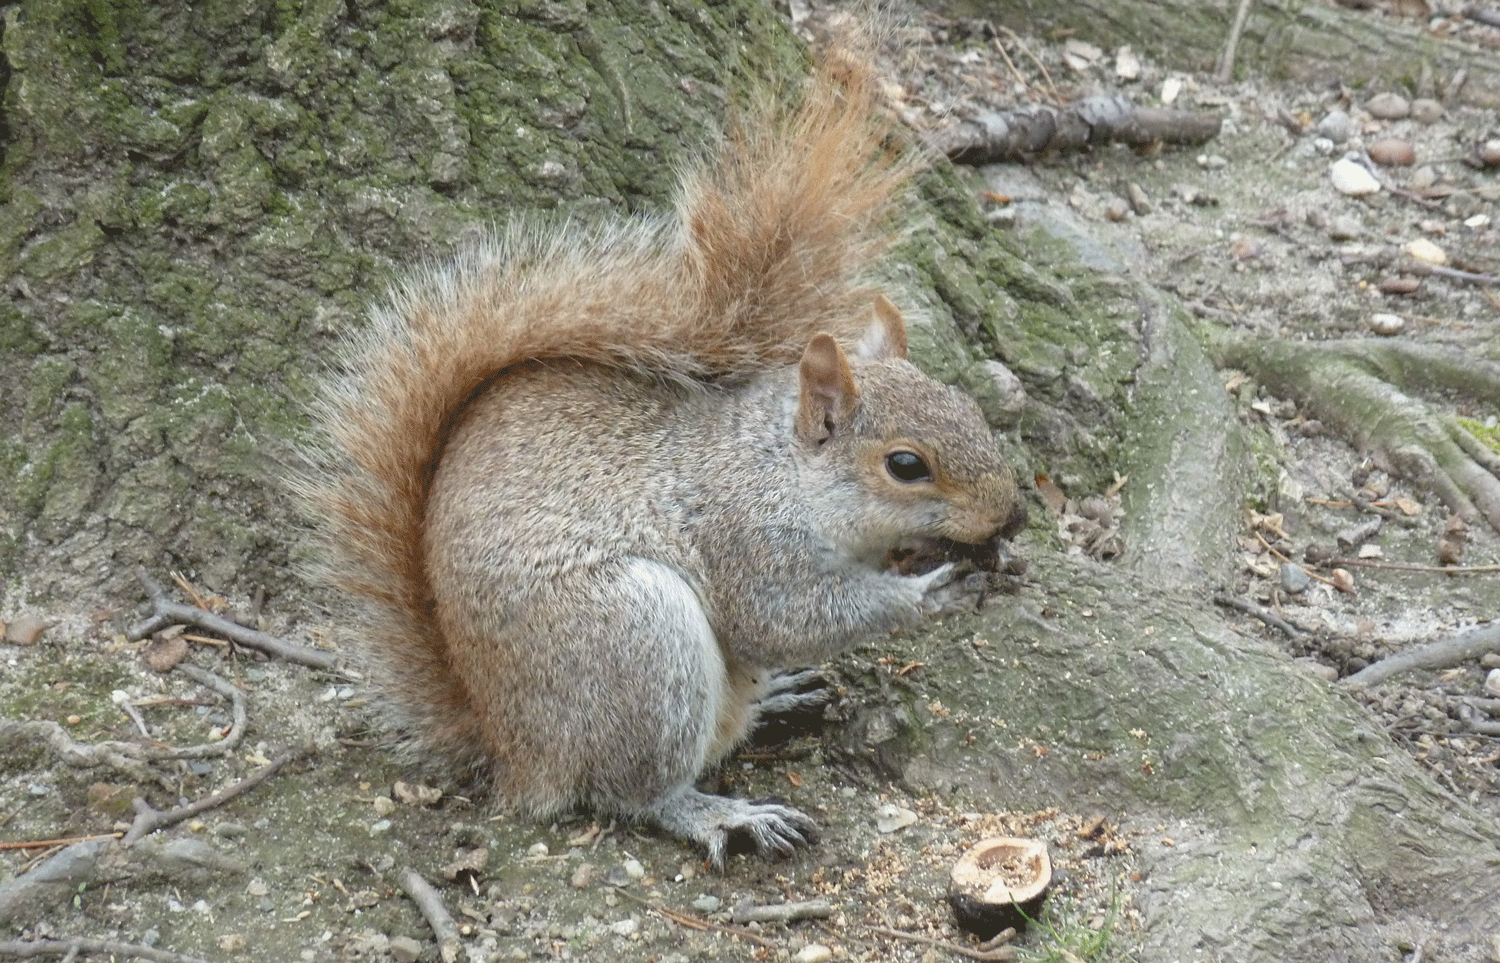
(3, 3, 1499, 962)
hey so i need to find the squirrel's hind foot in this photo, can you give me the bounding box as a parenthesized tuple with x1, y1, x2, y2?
(646, 787, 818, 870)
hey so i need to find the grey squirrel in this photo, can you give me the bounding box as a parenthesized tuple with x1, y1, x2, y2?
(296, 30, 1025, 867)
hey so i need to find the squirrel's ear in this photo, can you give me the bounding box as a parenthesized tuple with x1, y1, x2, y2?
(850, 294, 909, 362)
(797, 333, 859, 445)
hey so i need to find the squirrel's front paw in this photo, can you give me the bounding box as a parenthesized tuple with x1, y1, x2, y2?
(917, 564, 989, 617)
(755, 669, 832, 716)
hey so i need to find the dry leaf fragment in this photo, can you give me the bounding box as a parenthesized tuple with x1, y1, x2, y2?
(1034, 473, 1068, 514)
(393, 780, 444, 807)
(143, 634, 190, 672)
(1437, 513, 1468, 566)
(5, 614, 51, 645)
(1393, 497, 1423, 516)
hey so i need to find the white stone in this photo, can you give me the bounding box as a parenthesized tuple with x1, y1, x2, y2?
(795, 945, 834, 963)
(1369, 313, 1405, 336)
(875, 803, 918, 833)
(1403, 238, 1447, 265)
(1485, 668, 1500, 698)
(1330, 158, 1380, 196)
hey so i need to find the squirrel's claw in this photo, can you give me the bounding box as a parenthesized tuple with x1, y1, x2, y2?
(648, 788, 819, 870)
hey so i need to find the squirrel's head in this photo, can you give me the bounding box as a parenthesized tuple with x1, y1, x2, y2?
(794, 296, 1027, 570)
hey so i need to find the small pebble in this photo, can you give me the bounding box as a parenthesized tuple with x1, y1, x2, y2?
(1315, 109, 1354, 143)
(691, 895, 722, 913)
(1377, 277, 1421, 295)
(795, 945, 834, 963)
(1369, 313, 1405, 336)
(1327, 214, 1362, 240)
(1367, 138, 1415, 166)
(1127, 182, 1152, 214)
(570, 863, 595, 889)
(608, 918, 638, 937)
(1279, 562, 1310, 595)
(1197, 153, 1228, 169)
(389, 936, 424, 963)
(875, 803, 918, 833)
(622, 858, 645, 880)
(526, 841, 549, 857)
(1409, 166, 1438, 189)
(1294, 658, 1339, 683)
(1104, 197, 1130, 221)
(1486, 668, 1500, 698)
(1409, 98, 1444, 124)
(1476, 140, 1500, 167)
(1403, 237, 1446, 265)
(1481, 652, 1500, 670)
(1464, 214, 1490, 229)
(1330, 158, 1380, 196)
(1365, 92, 1410, 120)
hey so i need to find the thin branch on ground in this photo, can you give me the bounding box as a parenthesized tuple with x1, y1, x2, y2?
(1216, 0, 1255, 82)
(0, 938, 209, 963)
(1333, 558, 1500, 574)
(397, 868, 463, 963)
(1213, 593, 1309, 640)
(0, 833, 121, 852)
(122, 742, 315, 844)
(1341, 622, 1500, 688)
(157, 663, 248, 759)
(730, 899, 835, 924)
(870, 925, 1017, 961)
(1458, 703, 1500, 736)
(129, 568, 337, 670)
(612, 887, 775, 947)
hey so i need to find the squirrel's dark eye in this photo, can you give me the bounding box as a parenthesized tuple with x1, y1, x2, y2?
(885, 450, 931, 483)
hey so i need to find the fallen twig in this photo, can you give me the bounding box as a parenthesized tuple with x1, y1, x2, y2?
(612, 887, 776, 947)
(154, 662, 248, 759)
(0, 833, 122, 852)
(1406, 260, 1500, 287)
(937, 94, 1222, 164)
(397, 867, 463, 963)
(1216, 0, 1255, 82)
(129, 568, 336, 670)
(1333, 558, 1500, 574)
(0, 938, 209, 963)
(730, 899, 835, 924)
(870, 925, 1017, 961)
(122, 742, 315, 844)
(1341, 622, 1500, 688)
(1213, 593, 1308, 640)
(1458, 703, 1500, 736)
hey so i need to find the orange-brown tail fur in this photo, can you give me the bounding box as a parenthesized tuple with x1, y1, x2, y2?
(295, 31, 918, 770)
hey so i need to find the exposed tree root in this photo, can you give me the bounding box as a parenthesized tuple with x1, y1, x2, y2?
(1216, 335, 1500, 533)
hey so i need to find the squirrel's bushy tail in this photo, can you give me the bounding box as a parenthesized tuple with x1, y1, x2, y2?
(296, 30, 918, 767)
